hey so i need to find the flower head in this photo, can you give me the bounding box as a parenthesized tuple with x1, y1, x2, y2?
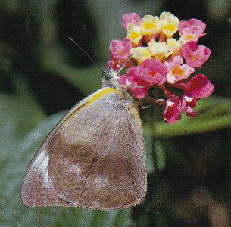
(107, 11, 213, 123)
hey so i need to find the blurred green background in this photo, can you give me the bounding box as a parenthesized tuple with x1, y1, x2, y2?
(0, 0, 230, 226)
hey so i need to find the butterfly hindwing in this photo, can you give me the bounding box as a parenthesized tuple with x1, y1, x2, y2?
(21, 146, 72, 206)
(21, 87, 147, 209)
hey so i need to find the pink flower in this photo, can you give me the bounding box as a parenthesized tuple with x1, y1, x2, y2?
(108, 39, 132, 70)
(183, 96, 197, 117)
(165, 55, 195, 83)
(138, 59, 167, 86)
(119, 67, 148, 98)
(163, 74, 214, 123)
(163, 97, 185, 124)
(179, 19, 206, 36)
(109, 39, 132, 61)
(164, 55, 183, 69)
(120, 59, 167, 88)
(119, 59, 167, 98)
(119, 66, 140, 87)
(129, 87, 148, 98)
(122, 13, 140, 29)
(163, 95, 198, 123)
(182, 42, 211, 68)
(183, 74, 214, 99)
(107, 59, 120, 70)
(179, 18, 206, 42)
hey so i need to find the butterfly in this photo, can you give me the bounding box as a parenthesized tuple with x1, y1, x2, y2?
(21, 67, 147, 210)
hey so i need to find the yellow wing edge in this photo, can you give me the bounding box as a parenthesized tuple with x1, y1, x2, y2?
(86, 87, 118, 105)
(65, 87, 119, 122)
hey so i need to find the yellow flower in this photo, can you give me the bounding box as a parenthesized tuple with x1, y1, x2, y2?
(131, 47, 151, 63)
(167, 38, 182, 54)
(148, 40, 169, 59)
(126, 24, 142, 45)
(160, 12, 179, 37)
(140, 15, 161, 35)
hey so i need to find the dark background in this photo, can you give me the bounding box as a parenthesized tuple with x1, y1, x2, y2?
(0, 0, 230, 226)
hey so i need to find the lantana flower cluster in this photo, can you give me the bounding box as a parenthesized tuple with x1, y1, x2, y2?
(107, 12, 214, 124)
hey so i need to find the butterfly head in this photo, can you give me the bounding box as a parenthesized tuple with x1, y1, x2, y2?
(101, 66, 122, 89)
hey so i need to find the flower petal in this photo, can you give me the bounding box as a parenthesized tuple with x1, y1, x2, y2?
(183, 74, 214, 99)
(129, 87, 148, 98)
(163, 97, 184, 124)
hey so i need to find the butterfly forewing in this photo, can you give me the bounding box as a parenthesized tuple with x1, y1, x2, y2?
(21, 87, 147, 209)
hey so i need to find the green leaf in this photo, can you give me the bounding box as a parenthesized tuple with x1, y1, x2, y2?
(0, 78, 45, 182)
(0, 112, 133, 226)
(39, 25, 101, 94)
(41, 49, 102, 95)
(0, 78, 45, 140)
(37, 0, 102, 95)
(143, 129, 154, 174)
(154, 140, 166, 171)
(144, 96, 231, 138)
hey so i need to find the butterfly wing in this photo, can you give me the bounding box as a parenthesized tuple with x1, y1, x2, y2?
(20, 147, 72, 206)
(21, 87, 147, 209)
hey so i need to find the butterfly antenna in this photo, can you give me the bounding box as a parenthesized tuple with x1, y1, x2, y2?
(68, 37, 105, 72)
(90, 39, 100, 63)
